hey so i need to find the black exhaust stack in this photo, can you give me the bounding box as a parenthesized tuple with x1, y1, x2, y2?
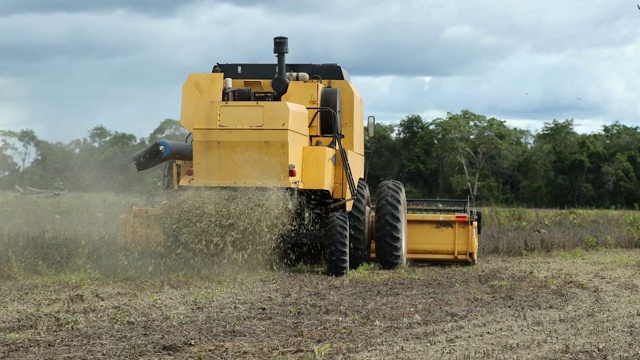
(271, 36, 289, 97)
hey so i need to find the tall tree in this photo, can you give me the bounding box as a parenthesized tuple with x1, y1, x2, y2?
(482, 127, 531, 205)
(431, 110, 508, 207)
(0, 131, 19, 188)
(396, 115, 435, 197)
(532, 119, 586, 207)
(0, 129, 41, 186)
(147, 118, 189, 143)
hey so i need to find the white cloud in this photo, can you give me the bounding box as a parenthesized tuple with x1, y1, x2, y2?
(0, 0, 638, 142)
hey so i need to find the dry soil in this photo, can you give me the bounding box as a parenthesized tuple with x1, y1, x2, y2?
(2, 250, 640, 359)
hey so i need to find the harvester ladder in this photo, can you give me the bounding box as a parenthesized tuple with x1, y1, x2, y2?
(336, 134, 356, 200)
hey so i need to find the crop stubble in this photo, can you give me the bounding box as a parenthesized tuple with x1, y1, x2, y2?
(1, 251, 640, 359)
(2, 193, 640, 358)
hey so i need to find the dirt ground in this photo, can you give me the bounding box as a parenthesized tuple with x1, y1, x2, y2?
(1, 250, 640, 359)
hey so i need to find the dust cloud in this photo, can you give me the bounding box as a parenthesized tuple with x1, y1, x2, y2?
(158, 188, 299, 273)
(0, 187, 301, 279)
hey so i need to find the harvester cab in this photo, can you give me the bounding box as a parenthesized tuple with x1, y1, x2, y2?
(124, 36, 480, 276)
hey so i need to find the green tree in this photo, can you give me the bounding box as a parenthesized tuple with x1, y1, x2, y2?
(0, 131, 19, 188)
(148, 118, 189, 143)
(26, 141, 76, 190)
(598, 122, 640, 207)
(396, 115, 435, 197)
(481, 127, 531, 205)
(88, 125, 113, 147)
(0, 129, 41, 187)
(366, 123, 400, 193)
(431, 110, 508, 207)
(529, 119, 588, 207)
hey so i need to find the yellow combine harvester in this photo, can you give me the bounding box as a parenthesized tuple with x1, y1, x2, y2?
(125, 36, 480, 275)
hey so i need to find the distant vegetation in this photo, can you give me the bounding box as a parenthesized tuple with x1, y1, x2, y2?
(2, 193, 640, 280)
(366, 111, 640, 209)
(0, 119, 187, 195)
(2, 111, 640, 209)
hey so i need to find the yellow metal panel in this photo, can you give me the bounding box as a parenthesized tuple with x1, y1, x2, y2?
(187, 100, 310, 188)
(406, 214, 474, 258)
(183, 126, 307, 188)
(281, 82, 322, 107)
(321, 80, 364, 155)
(231, 79, 273, 92)
(193, 101, 216, 129)
(333, 149, 364, 200)
(242, 80, 265, 91)
(181, 73, 224, 132)
(282, 82, 323, 138)
(192, 101, 308, 135)
(373, 214, 478, 263)
(287, 128, 308, 184)
(191, 137, 288, 187)
(195, 129, 288, 141)
(408, 253, 472, 261)
(301, 146, 335, 192)
(219, 104, 265, 127)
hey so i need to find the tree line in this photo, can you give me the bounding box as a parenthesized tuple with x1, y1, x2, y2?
(1, 111, 639, 209)
(367, 110, 640, 209)
(0, 119, 187, 195)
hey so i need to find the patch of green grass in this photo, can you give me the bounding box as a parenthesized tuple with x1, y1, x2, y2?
(3, 332, 22, 341)
(149, 293, 160, 305)
(62, 314, 82, 330)
(488, 280, 512, 287)
(289, 263, 318, 273)
(584, 235, 598, 249)
(190, 289, 214, 308)
(394, 267, 421, 280)
(552, 248, 586, 259)
(481, 207, 639, 257)
(346, 263, 421, 281)
(624, 213, 640, 248)
(347, 262, 379, 278)
(338, 306, 362, 322)
(592, 251, 640, 266)
(312, 343, 331, 358)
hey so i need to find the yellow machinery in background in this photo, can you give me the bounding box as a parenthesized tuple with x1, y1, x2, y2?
(125, 37, 480, 275)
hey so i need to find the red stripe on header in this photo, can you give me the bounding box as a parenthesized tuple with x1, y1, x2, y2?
(455, 215, 467, 221)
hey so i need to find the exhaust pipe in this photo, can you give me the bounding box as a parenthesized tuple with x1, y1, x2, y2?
(271, 36, 290, 97)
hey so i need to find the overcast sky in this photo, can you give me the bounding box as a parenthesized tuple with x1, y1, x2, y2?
(1, 0, 639, 142)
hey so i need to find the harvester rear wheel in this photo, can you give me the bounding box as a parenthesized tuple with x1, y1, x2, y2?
(374, 180, 407, 269)
(326, 211, 349, 276)
(349, 179, 371, 269)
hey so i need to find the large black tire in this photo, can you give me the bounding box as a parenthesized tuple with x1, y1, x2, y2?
(326, 212, 349, 276)
(349, 179, 372, 269)
(374, 180, 407, 269)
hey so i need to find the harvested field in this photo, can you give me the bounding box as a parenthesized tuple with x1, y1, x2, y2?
(2, 250, 640, 359)
(2, 193, 640, 358)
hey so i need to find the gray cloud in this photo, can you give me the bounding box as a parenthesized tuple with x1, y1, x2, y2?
(0, 0, 639, 142)
(0, 0, 188, 16)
